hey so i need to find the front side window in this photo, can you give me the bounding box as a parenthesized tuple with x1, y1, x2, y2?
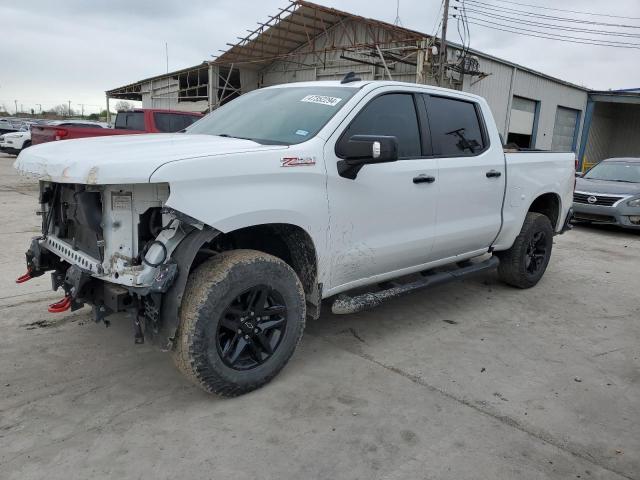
(426, 95, 486, 156)
(337, 93, 421, 158)
(186, 86, 357, 145)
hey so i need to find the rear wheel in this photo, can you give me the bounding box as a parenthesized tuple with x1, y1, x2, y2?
(172, 249, 305, 396)
(497, 212, 554, 289)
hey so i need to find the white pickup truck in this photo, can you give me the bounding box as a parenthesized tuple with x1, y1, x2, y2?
(15, 77, 574, 396)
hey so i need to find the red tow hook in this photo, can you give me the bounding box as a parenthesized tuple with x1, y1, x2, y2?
(48, 295, 72, 313)
(16, 271, 33, 284)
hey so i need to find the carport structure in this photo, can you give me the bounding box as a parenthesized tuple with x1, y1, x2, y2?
(579, 88, 640, 171)
(106, 1, 452, 115)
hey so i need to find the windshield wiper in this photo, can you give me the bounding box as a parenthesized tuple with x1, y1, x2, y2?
(217, 133, 255, 141)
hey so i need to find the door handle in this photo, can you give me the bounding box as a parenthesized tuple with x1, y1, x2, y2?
(486, 170, 502, 178)
(413, 175, 436, 184)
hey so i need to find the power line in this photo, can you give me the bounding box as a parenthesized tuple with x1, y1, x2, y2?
(458, 8, 640, 39)
(431, 0, 446, 37)
(469, 0, 640, 21)
(461, 0, 640, 29)
(453, 16, 640, 47)
(458, 17, 640, 49)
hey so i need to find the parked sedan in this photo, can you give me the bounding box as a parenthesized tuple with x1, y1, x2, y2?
(573, 157, 640, 229)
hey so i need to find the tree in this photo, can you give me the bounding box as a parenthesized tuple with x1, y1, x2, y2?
(115, 101, 132, 112)
(51, 104, 74, 116)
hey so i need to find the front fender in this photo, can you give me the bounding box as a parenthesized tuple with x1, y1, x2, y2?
(153, 227, 219, 348)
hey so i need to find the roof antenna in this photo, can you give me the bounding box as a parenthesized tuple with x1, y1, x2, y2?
(341, 71, 362, 84)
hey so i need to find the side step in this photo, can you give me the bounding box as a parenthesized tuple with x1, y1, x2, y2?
(331, 256, 499, 315)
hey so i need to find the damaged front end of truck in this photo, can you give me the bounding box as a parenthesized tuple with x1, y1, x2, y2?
(17, 181, 218, 346)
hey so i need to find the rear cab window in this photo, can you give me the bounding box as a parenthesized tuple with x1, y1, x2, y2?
(423, 95, 487, 157)
(115, 112, 145, 131)
(154, 113, 202, 133)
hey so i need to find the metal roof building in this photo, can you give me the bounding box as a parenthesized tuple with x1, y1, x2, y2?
(108, 0, 607, 162)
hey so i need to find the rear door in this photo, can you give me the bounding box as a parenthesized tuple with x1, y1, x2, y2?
(423, 94, 505, 259)
(325, 89, 439, 290)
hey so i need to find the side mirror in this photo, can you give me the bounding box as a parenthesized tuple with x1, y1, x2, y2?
(337, 135, 398, 179)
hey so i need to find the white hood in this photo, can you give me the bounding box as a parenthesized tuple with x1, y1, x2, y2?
(14, 133, 285, 184)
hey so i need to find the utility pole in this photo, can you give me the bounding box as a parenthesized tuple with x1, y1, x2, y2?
(36, 104, 42, 114)
(68, 100, 72, 117)
(438, 0, 450, 86)
(78, 104, 85, 118)
(14, 100, 18, 115)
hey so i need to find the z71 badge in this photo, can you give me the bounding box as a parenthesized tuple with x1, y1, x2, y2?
(280, 156, 316, 167)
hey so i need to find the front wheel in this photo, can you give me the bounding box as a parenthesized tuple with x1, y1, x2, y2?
(496, 212, 554, 289)
(172, 249, 306, 397)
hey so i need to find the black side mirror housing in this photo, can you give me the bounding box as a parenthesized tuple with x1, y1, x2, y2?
(337, 135, 398, 179)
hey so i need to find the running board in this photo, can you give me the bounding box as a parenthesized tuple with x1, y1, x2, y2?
(331, 256, 499, 315)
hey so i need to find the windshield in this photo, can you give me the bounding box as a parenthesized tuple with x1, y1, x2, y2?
(186, 86, 357, 145)
(584, 161, 640, 183)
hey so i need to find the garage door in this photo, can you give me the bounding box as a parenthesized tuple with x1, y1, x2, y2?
(507, 96, 538, 148)
(552, 106, 580, 151)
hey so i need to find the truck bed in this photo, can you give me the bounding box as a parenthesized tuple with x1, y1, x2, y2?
(31, 125, 141, 145)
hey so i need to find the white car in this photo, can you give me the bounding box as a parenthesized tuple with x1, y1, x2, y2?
(14, 78, 574, 396)
(0, 126, 31, 154)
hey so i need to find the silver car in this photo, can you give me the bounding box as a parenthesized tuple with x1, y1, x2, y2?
(573, 157, 640, 229)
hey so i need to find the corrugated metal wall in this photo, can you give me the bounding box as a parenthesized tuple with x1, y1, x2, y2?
(584, 102, 615, 165)
(261, 19, 419, 86)
(462, 58, 513, 136)
(130, 19, 591, 148)
(585, 102, 640, 164)
(140, 78, 209, 112)
(512, 69, 587, 150)
(463, 56, 588, 150)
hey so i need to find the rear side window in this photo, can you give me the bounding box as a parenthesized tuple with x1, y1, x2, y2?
(337, 93, 421, 159)
(154, 113, 201, 133)
(115, 112, 145, 131)
(425, 96, 486, 156)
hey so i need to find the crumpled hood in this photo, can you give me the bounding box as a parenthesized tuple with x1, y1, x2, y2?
(576, 177, 640, 196)
(14, 133, 284, 184)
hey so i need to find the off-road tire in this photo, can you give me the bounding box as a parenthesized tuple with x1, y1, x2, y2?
(172, 249, 306, 397)
(497, 212, 554, 289)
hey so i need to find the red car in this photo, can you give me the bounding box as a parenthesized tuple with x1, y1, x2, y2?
(31, 109, 203, 145)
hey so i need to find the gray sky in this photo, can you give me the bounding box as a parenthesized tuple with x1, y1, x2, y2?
(1, 0, 639, 115)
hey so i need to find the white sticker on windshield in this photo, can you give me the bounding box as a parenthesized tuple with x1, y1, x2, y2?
(300, 95, 342, 107)
(295, 129, 309, 136)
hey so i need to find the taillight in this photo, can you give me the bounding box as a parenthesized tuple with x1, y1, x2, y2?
(54, 128, 68, 140)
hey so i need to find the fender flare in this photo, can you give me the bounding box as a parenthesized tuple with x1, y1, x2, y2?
(155, 227, 219, 348)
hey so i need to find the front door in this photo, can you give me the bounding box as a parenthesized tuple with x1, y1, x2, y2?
(325, 90, 439, 292)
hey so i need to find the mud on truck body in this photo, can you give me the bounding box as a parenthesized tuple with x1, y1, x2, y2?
(15, 77, 574, 397)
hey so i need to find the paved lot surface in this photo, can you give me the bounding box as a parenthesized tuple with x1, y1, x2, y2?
(1, 151, 638, 480)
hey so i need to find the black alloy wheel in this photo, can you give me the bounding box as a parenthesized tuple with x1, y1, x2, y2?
(172, 250, 306, 396)
(216, 285, 288, 370)
(525, 231, 548, 277)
